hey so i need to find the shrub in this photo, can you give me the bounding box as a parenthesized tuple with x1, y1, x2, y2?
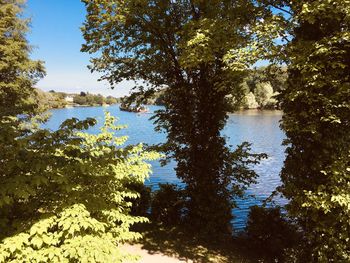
(0, 113, 160, 262)
(245, 206, 300, 261)
(151, 184, 185, 226)
(127, 183, 152, 217)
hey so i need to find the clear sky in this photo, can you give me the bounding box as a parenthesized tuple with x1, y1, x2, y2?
(26, 0, 134, 97)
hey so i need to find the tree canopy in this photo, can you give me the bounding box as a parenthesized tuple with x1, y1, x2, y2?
(0, 0, 44, 118)
(81, 0, 278, 236)
(278, 0, 350, 261)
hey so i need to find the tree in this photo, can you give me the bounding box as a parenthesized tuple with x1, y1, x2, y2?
(35, 88, 67, 109)
(253, 82, 276, 109)
(0, 0, 45, 118)
(106, 96, 118, 105)
(245, 66, 288, 94)
(263, 65, 288, 93)
(73, 94, 87, 105)
(242, 92, 259, 109)
(0, 2, 160, 262)
(0, 113, 159, 263)
(82, 0, 269, 237)
(94, 94, 104, 105)
(278, 0, 350, 261)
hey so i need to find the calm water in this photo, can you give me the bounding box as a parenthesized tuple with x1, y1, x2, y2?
(44, 105, 286, 230)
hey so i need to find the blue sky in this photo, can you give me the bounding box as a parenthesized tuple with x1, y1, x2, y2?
(26, 0, 134, 97)
(26, 1, 273, 97)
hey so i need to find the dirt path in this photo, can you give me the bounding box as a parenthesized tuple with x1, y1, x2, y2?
(123, 244, 193, 263)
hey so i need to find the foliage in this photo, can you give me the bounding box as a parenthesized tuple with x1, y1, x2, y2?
(127, 183, 152, 217)
(278, 0, 350, 261)
(73, 93, 118, 106)
(151, 184, 186, 226)
(242, 92, 259, 110)
(0, 2, 159, 262)
(253, 82, 277, 109)
(106, 96, 118, 105)
(235, 66, 287, 110)
(263, 65, 288, 93)
(0, 0, 45, 118)
(128, 67, 287, 110)
(0, 112, 160, 262)
(244, 206, 300, 261)
(35, 89, 67, 109)
(143, 89, 167, 106)
(73, 94, 87, 105)
(245, 66, 288, 94)
(82, 0, 270, 237)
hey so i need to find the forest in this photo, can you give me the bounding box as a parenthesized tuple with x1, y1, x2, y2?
(0, 0, 349, 262)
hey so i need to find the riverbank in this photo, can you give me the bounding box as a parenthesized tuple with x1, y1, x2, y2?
(65, 103, 113, 108)
(230, 109, 283, 115)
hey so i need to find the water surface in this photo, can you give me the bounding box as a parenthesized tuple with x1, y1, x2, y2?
(45, 105, 286, 230)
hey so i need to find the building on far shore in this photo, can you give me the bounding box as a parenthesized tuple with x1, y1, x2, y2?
(65, 95, 74, 103)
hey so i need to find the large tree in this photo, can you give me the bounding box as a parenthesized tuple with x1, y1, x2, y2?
(278, 0, 350, 261)
(81, 0, 276, 236)
(0, 0, 44, 118)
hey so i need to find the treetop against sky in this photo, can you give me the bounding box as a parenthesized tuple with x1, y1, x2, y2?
(26, 0, 271, 98)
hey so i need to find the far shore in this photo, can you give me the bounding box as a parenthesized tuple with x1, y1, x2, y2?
(230, 109, 283, 115)
(52, 104, 283, 115)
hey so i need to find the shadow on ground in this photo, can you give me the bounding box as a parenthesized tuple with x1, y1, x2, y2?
(132, 223, 258, 263)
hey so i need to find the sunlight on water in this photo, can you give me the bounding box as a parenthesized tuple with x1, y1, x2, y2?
(44, 105, 286, 231)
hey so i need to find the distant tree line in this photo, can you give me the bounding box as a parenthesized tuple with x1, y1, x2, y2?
(129, 66, 288, 110)
(71, 91, 120, 106)
(37, 89, 120, 108)
(35, 89, 68, 109)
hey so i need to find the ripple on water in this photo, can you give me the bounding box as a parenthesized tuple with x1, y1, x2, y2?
(44, 105, 287, 231)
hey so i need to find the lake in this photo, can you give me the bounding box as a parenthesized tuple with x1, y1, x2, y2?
(44, 105, 286, 231)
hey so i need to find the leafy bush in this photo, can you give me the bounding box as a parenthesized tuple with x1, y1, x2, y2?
(245, 206, 300, 261)
(1, 2, 159, 262)
(127, 183, 152, 217)
(151, 184, 185, 226)
(35, 89, 67, 109)
(0, 113, 160, 262)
